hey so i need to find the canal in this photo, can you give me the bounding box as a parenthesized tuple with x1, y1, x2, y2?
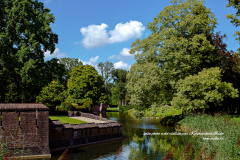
(47, 111, 192, 160)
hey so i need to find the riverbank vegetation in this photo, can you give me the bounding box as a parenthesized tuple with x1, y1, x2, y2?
(170, 113, 240, 159)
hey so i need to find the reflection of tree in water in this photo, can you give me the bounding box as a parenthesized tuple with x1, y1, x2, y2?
(128, 133, 196, 159)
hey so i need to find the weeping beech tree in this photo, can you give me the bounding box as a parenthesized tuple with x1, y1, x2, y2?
(126, 0, 239, 117)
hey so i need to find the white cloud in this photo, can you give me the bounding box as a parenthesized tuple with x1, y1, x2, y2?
(109, 48, 134, 61)
(44, 48, 66, 59)
(79, 56, 99, 69)
(90, 56, 99, 64)
(120, 48, 132, 56)
(109, 21, 145, 43)
(79, 21, 145, 49)
(114, 61, 131, 70)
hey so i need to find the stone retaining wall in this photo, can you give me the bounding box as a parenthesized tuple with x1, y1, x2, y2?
(49, 117, 122, 152)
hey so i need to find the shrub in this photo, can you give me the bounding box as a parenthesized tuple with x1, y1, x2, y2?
(82, 99, 93, 112)
(60, 102, 76, 111)
(119, 105, 136, 111)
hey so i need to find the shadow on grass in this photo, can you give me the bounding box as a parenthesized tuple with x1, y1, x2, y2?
(160, 114, 184, 126)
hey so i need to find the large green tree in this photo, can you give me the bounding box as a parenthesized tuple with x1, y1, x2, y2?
(126, 0, 233, 115)
(97, 61, 115, 90)
(66, 64, 108, 105)
(58, 57, 83, 85)
(170, 67, 238, 116)
(0, 0, 58, 103)
(36, 80, 68, 107)
(111, 69, 129, 106)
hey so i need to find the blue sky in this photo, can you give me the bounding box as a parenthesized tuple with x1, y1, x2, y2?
(40, 0, 240, 73)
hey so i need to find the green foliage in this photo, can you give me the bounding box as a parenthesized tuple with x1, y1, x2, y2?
(67, 64, 107, 105)
(226, 0, 240, 53)
(97, 61, 115, 90)
(61, 102, 76, 111)
(82, 99, 93, 112)
(119, 105, 137, 111)
(0, 0, 59, 103)
(36, 80, 67, 107)
(126, 0, 234, 116)
(58, 57, 83, 86)
(126, 62, 163, 107)
(177, 113, 240, 159)
(111, 69, 128, 105)
(171, 67, 239, 113)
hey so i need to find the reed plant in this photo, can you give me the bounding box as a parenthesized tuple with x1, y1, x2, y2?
(173, 112, 240, 159)
(0, 133, 28, 160)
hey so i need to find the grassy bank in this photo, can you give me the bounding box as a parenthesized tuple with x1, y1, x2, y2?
(171, 113, 240, 159)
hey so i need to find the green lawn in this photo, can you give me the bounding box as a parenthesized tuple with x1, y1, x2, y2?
(1, 115, 87, 124)
(49, 116, 87, 124)
(107, 107, 119, 111)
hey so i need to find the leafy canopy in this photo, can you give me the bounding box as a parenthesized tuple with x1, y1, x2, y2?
(127, 0, 219, 109)
(67, 65, 108, 105)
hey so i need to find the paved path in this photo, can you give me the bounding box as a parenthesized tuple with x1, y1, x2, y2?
(69, 116, 109, 124)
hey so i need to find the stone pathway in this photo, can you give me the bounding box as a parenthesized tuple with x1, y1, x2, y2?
(68, 116, 109, 124)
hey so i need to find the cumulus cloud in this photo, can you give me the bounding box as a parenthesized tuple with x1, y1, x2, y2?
(78, 55, 98, 66)
(109, 48, 135, 61)
(79, 21, 145, 49)
(44, 48, 66, 59)
(114, 61, 131, 70)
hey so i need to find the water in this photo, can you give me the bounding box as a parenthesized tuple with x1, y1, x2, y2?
(46, 111, 192, 160)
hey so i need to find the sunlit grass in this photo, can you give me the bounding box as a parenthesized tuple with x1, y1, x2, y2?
(49, 116, 87, 124)
(1, 115, 87, 124)
(106, 107, 119, 111)
(174, 113, 240, 159)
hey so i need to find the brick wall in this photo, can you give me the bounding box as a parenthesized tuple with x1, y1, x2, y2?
(0, 103, 50, 158)
(49, 116, 122, 152)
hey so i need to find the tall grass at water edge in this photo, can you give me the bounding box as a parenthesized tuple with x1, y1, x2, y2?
(169, 113, 240, 159)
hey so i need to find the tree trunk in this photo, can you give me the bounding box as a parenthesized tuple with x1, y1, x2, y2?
(125, 100, 126, 105)
(182, 109, 184, 118)
(1, 88, 5, 103)
(122, 100, 124, 106)
(118, 99, 121, 106)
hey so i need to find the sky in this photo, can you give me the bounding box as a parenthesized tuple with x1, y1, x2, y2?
(39, 0, 240, 73)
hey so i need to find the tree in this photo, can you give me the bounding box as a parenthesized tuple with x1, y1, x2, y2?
(0, 0, 58, 103)
(225, 0, 240, 53)
(58, 57, 83, 86)
(111, 69, 128, 106)
(66, 64, 108, 105)
(170, 67, 238, 116)
(97, 61, 114, 90)
(36, 80, 67, 107)
(212, 31, 240, 113)
(127, 0, 220, 111)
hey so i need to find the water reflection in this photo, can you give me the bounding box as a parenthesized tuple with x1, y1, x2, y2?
(47, 111, 192, 160)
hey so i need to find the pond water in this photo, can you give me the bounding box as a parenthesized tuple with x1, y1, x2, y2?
(46, 111, 192, 160)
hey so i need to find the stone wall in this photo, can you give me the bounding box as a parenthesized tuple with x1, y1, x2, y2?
(49, 115, 122, 152)
(0, 103, 51, 158)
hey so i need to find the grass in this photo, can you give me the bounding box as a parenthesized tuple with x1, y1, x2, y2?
(49, 116, 87, 124)
(1, 115, 87, 124)
(106, 107, 119, 111)
(173, 112, 240, 159)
